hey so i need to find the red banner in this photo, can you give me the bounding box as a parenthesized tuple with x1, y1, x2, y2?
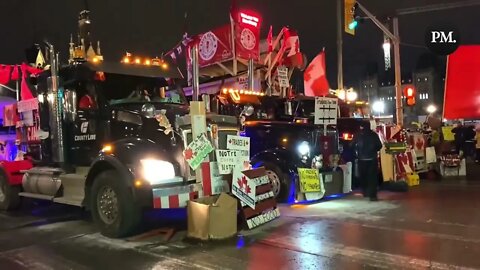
(234, 13, 260, 62)
(444, 45, 480, 119)
(192, 25, 233, 67)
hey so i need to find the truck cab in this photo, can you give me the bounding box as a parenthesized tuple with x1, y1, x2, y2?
(0, 59, 238, 238)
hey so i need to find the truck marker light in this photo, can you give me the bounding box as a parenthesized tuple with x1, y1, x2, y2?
(101, 144, 113, 153)
(282, 138, 288, 143)
(134, 180, 143, 187)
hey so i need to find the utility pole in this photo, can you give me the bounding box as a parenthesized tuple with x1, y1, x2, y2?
(337, 0, 344, 90)
(356, 2, 403, 126)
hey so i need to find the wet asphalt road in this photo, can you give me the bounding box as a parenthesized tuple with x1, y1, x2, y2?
(0, 178, 480, 270)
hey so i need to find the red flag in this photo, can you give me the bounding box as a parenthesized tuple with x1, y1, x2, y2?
(20, 64, 35, 100)
(11, 65, 20, 81)
(304, 51, 330, 97)
(267, 25, 273, 52)
(0, 65, 12, 85)
(283, 28, 299, 57)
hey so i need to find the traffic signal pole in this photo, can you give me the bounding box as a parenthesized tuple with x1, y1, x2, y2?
(356, 2, 404, 126)
(337, 0, 344, 90)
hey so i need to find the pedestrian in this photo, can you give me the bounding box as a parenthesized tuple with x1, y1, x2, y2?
(352, 121, 383, 201)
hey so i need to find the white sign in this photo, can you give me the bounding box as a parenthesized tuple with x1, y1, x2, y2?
(246, 208, 280, 229)
(227, 135, 250, 151)
(17, 98, 39, 113)
(232, 168, 256, 209)
(277, 66, 289, 88)
(216, 150, 239, 174)
(314, 97, 338, 125)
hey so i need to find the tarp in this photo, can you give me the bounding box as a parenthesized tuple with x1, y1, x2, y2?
(444, 45, 480, 119)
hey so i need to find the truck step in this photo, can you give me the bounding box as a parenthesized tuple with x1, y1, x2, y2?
(60, 173, 86, 205)
(53, 196, 83, 207)
(18, 192, 54, 201)
(20, 167, 64, 175)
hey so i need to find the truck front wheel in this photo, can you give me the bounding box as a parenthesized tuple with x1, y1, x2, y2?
(0, 171, 21, 211)
(90, 170, 142, 238)
(262, 162, 292, 203)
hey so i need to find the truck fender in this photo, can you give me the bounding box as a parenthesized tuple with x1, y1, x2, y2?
(251, 148, 302, 175)
(0, 160, 34, 186)
(84, 155, 139, 209)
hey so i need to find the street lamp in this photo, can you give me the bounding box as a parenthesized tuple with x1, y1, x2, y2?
(426, 104, 437, 114)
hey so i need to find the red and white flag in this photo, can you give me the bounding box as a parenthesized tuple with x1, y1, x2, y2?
(303, 51, 330, 97)
(283, 28, 300, 57)
(267, 25, 273, 52)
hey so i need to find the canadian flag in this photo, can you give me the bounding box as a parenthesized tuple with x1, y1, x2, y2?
(303, 51, 330, 97)
(283, 28, 299, 57)
(267, 25, 273, 53)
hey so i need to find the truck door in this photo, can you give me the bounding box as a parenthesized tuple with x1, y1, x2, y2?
(68, 82, 101, 166)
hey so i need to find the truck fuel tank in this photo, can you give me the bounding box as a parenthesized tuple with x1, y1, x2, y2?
(22, 167, 62, 197)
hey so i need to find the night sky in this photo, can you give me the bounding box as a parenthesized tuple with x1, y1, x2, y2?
(0, 0, 478, 88)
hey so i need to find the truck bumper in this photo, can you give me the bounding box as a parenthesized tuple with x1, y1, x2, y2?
(151, 182, 203, 209)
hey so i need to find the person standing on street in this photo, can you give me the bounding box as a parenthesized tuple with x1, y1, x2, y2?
(352, 121, 383, 201)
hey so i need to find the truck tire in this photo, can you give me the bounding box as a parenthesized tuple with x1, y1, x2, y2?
(90, 170, 142, 238)
(262, 162, 292, 203)
(0, 171, 21, 211)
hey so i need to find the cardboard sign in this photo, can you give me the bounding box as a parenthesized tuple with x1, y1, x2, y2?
(232, 168, 257, 209)
(227, 135, 250, 152)
(442, 126, 455, 141)
(209, 162, 229, 194)
(314, 97, 338, 125)
(298, 168, 324, 193)
(216, 150, 238, 174)
(277, 66, 289, 88)
(235, 167, 280, 229)
(227, 135, 250, 169)
(184, 133, 214, 170)
(17, 98, 39, 113)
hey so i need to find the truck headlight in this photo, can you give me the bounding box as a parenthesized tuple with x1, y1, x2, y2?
(297, 141, 310, 157)
(140, 159, 175, 185)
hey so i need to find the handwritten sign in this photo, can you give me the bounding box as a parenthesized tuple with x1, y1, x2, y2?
(227, 135, 250, 170)
(442, 126, 455, 141)
(183, 133, 214, 170)
(297, 168, 324, 193)
(216, 150, 238, 174)
(277, 66, 289, 88)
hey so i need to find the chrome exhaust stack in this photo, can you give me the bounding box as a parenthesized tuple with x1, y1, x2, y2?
(45, 41, 66, 165)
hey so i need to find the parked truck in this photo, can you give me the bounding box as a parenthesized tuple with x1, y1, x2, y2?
(0, 44, 238, 238)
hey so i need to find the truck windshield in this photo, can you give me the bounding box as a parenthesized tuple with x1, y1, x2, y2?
(100, 73, 187, 105)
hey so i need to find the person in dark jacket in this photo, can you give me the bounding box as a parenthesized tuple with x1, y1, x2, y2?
(352, 121, 383, 201)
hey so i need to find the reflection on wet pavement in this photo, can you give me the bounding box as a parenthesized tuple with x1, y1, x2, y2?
(0, 180, 479, 269)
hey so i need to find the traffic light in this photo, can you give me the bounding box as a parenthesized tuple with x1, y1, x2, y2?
(344, 0, 358, 35)
(404, 86, 416, 106)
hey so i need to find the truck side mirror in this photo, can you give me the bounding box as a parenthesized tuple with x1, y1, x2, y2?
(64, 89, 77, 122)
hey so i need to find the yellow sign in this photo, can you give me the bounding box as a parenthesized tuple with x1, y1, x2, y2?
(442, 126, 455, 141)
(298, 168, 322, 193)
